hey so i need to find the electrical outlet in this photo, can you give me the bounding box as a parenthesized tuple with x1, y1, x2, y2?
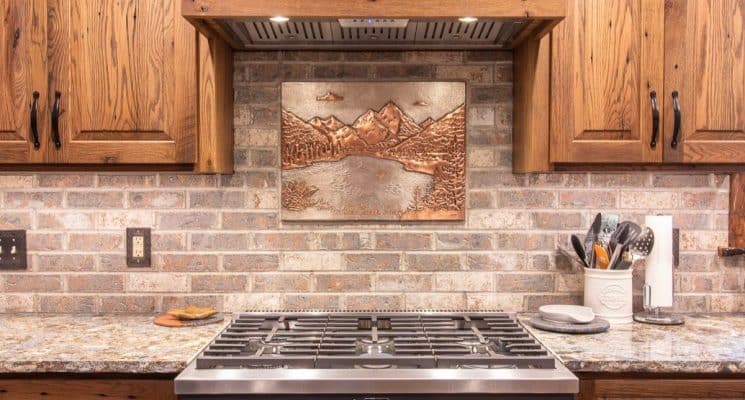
(0, 230, 27, 270)
(127, 228, 151, 268)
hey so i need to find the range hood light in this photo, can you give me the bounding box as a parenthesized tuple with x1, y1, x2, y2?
(458, 17, 478, 23)
(269, 16, 290, 23)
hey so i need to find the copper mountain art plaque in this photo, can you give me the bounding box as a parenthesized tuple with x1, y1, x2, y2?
(281, 82, 466, 221)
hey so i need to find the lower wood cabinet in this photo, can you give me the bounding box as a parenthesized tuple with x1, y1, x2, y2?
(0, 378, 175, 400)
(576, 374, 745, 400)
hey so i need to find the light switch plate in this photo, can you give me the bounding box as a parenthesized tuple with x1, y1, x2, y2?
(126, 228, 151, 268)
(0, 230, 27, 270)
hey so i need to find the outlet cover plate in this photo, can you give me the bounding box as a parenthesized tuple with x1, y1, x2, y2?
(126, 227, 151, 268)
(0, 230, 27, 270)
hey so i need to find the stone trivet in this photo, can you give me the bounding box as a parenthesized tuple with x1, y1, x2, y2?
(528, 316, 610, 334)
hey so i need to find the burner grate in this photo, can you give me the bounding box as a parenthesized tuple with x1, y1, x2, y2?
(195, 312, 554, 370)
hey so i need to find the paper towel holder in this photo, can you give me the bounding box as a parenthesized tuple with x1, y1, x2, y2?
(633, 284, 685, 325)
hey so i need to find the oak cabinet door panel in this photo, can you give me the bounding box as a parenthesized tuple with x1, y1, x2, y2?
(550, 0, 665, 164)
(665, 0, 745, 163)
(0, 0, 47, 163)
(49, 0, 197, 164)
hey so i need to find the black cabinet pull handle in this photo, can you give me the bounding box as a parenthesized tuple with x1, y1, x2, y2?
(649, 90, 659, 149)
(51, 91, 61, 149)
(30, 91, 40, 149)
(671, 90, 681, 149)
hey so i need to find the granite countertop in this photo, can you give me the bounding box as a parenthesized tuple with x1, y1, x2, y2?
(0, 314, 228, 374)
(0, 313, 743, 375)
(522, 313, 745, 374)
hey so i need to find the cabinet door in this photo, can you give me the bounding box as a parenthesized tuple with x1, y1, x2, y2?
(48, 0, 197, 164)
(550, 0, 665, 163)
(0, 0, 46, 163)
(665, 0, 745, 163)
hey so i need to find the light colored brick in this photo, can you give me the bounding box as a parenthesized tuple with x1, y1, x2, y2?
(283, 253, 342, 271)
(37, 212, 95, 230)
(98, 175, 156, 187)
(162, 295, 223, 311)
(467, 253, 526, 271)
(222, 212, 279, 230)
(558, 191, 616, 209)
(619, 191, 680, 209)
(0, 294, 34, 312)
(224, 293, 282, 311)
(376, 274, 432, 292)
(0, 175, 33, 188)
(467, 293, 523, 310)
(0, 212, 31, 229)
(284, 294, 339, 310)
(498, 191, 556, 208)
(126, 273, 189, 292)
(436, 233, 493, 250)
(344, 294, 404, 310)
(405, 293, 465, 309)
(96, 211, 154, 229)
(435, 272, 493, 291)
(190, 191, 245, 208)
(468, 210, 530, 229)
(37, 175, 94, 187)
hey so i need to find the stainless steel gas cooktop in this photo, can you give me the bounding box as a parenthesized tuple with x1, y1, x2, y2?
(175, 311, 578, 399)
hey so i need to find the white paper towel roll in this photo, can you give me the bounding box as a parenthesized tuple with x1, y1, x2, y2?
(644, 215, 674, 308)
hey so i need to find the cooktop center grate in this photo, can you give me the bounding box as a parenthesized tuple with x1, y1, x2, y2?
(195, 311, 554, 370)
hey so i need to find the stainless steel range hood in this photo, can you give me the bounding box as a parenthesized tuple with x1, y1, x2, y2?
(182, 0, 566, 50)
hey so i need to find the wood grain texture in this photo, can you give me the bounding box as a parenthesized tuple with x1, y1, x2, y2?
(665, 0, 745, 163)
(729, 173, 745, 248)
(196, 33, 234, 174)
(181, 0, 567, 18)
(579, 378, 745, 399)
(550, 0, 664, 164)
(0, 0, 40, 163)
(0, 379, 175, 400)
(50, 0, 197, 164)
(513, 34, 552, 173)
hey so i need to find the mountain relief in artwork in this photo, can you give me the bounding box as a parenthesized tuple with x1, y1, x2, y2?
(281, 83, 465, 221)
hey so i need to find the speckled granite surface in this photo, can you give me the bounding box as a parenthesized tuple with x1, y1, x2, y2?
(0, 313, 742, 375)
(0, 314, 228, 374)
(523, 313, 745, 374)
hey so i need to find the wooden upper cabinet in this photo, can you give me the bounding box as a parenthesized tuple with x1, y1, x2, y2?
(665, 0, 745, 163)
(49, 0, 198, 164)
(550, 0, 665, 164)
(0, 0, 45, 164)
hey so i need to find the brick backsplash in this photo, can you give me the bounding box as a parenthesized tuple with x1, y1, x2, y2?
(1, 51, 743, 314)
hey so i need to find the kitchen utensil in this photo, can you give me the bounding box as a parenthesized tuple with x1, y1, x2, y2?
(539, 305, 595, 324)
(629, 227, 655, 257)
(528, 316, 610, 334)
(155, 313, 225, 328)
(571, 234, 589, 268)
(608, 224, 641, 269)
(594, 244, 610, 269)
(584, 213, 602, 268)
(599, 213, 619, 243)
(614, 250, 634, 270)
